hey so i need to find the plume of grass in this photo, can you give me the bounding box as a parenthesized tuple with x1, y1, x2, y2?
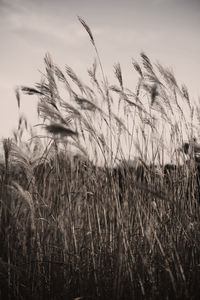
(15, 87, 21, 109)
(114, 63, 123, 90)
(65, 65, 85, 94)
(21, 86, 44, 96)
(78, 16, 111, 120)
(132, 59, 144, 78)
(45, 123, 78, 138)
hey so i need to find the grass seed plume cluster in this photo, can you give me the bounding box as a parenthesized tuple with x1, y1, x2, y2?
(0, 17, 200, 300)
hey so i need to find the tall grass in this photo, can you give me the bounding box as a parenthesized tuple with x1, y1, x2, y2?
(0, 17, 200, 299)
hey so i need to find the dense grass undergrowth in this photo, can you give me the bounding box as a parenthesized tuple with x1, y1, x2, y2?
(0, 17, 200, 299)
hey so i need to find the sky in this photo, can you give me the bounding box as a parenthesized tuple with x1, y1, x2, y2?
(0, 0, 200, 139)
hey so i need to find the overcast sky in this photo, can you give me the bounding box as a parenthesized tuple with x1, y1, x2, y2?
(0, 0, 200, 138)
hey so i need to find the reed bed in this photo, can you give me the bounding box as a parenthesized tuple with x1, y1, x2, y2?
(0, 17, 200, 299)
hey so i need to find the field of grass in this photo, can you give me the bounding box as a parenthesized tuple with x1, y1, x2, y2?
(0, 18, 200, 299)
